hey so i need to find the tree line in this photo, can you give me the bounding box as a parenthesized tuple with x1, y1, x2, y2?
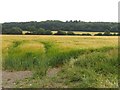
(2, 20, 118, 35)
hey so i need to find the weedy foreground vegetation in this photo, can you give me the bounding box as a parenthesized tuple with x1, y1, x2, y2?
(2, 35, 118, 88)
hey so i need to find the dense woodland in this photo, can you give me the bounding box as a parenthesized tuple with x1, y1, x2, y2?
(2, 20, 119, 35)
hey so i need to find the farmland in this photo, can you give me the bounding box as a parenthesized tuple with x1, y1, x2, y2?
(52, 31, 118, 35)
(2, 35, 118, 88)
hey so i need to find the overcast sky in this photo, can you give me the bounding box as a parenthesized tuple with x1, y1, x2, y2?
(0, 0, 119, 23)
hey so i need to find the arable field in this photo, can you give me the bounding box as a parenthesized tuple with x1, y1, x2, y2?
(2, 35, 118, 88)
(52, 31, 118, 35)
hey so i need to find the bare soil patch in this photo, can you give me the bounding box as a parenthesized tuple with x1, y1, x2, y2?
(2, 71, 33, 88)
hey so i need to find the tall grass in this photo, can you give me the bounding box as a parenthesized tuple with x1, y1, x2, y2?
(2, 35, 118, 74)
(55, 49, 118, 88)
(15, 48, 118, 88)
(2, 42, 116, 72)
(3, 41, 45, 71)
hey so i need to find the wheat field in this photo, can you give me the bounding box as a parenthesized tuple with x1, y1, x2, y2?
(1, 35, 118, 88)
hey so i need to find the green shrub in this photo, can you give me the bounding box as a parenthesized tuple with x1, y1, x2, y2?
(54, 30, 66, 35)
(94, 32, 103, 36)
(67, 31, 75, 35)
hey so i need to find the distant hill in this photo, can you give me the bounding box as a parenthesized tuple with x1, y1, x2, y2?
(2, 20, 118, 34)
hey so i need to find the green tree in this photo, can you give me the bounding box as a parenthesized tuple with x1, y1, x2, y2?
(33, 28, 45, 35)
(45, 30, 52, 35)
(5, 27, 22, 34)
(26, 26, 36, 31)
